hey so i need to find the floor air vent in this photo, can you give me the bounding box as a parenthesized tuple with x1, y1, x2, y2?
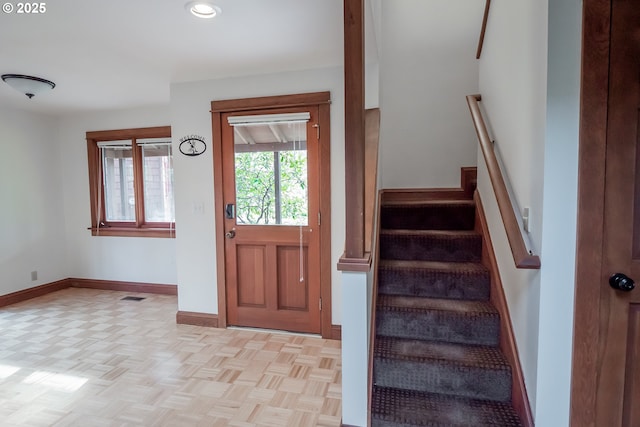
(121, 296, 146, 301)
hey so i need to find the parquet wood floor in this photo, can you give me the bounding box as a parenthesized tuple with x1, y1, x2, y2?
(0, 288, 342, 426)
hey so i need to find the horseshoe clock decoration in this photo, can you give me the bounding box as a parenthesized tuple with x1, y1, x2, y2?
(179, 135, 207, 156)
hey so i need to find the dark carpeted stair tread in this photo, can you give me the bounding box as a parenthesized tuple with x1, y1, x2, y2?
(374, 337, 509, 371)
(377, 295, 497, 315)
(381, 201, 476, 231)
(375, 296, 500, 345)
(378, 260, 490, 301)
(380, 230, 482, 263)
(380, 229, 480, 237)
(379, 259, 488, 273)
(373, 338, 512, 401)
(371, 386, 522, 427)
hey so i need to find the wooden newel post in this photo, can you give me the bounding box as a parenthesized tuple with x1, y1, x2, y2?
(340, 2, 370, 422)
(343, 0, 365, 260)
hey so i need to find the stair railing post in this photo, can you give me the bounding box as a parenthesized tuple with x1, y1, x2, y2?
(344, 0, 365, 260)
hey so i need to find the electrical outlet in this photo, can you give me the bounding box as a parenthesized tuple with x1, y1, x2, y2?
(31, 270, 37, 281)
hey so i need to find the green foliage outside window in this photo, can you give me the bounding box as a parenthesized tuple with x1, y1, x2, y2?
(234, 149, 308, 225)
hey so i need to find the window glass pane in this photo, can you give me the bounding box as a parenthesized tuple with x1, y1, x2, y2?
(279, 150, 308, 225)
(233, 121, 308, 226)
(102, 147, 135, 222)
(142, 144, 175, 222)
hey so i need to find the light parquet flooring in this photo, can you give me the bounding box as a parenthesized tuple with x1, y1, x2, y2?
(0, 288, 342, 426)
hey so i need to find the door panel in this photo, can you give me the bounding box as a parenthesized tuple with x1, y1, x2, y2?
(277, 245, 309, 311)
(236, 245, 267, 307)
(597, 0, 640, 424)
(222, 107, 321, 334)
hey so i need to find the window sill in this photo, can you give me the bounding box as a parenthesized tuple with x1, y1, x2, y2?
(88, 227, 176, 238)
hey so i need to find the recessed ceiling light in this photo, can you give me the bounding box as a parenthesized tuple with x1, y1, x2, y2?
(185, 2, 221, 19)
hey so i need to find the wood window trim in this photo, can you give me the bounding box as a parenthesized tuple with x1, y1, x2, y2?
(211, 92, 330, 113)
(86, 126, 175, 238)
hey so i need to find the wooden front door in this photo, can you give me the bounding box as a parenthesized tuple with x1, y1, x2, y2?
(220, 106, 321, 334)
(594, 0, 640, 424)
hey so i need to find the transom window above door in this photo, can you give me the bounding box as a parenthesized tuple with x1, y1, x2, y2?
(86, 126, 175, 238)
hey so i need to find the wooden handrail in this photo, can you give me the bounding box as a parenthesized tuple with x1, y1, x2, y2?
(476, 0, 491, 59)
(466, 94, 541, 269)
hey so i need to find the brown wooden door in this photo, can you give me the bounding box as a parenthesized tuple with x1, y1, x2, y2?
(596, 1, 640, 424)
(221, 106, 321, 334)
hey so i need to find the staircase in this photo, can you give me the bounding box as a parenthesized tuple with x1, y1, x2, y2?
(371, 198, 523, 426)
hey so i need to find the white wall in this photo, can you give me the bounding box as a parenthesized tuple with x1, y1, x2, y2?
(378, 0, 481, 189)
(477, 0, 549, 413)
(170, 66, 379, 319)
(478, 0, 582, 421)
(0, 108, 68, 294)
(58, 106, 177, 285)
(341, 271, 369, 426)
(535, 0, 581, 424)
(478, 2, 548, 245)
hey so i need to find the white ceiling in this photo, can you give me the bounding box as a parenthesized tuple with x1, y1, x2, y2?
(0, 0, 380, 115)
(0, 1, 487, 117)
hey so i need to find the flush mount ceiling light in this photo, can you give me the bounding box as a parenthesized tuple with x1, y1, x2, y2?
(185, 1, 221, 19)
(1, 74, 56, 99)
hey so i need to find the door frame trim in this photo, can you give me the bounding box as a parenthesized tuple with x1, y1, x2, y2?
(211, 92, 333, 338)
(571, 0, 612, 424)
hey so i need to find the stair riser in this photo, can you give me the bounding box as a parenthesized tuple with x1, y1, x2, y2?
(380, 235, 482, 263)
(376, 311, 500, 346)
(381, 206, 476, 231)
(373, 358, 512, 402)
(378, 268, 490, 301)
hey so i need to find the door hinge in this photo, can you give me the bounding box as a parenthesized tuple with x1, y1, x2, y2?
(318, 212, 321, 226)
(319, 298, 322, 311)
